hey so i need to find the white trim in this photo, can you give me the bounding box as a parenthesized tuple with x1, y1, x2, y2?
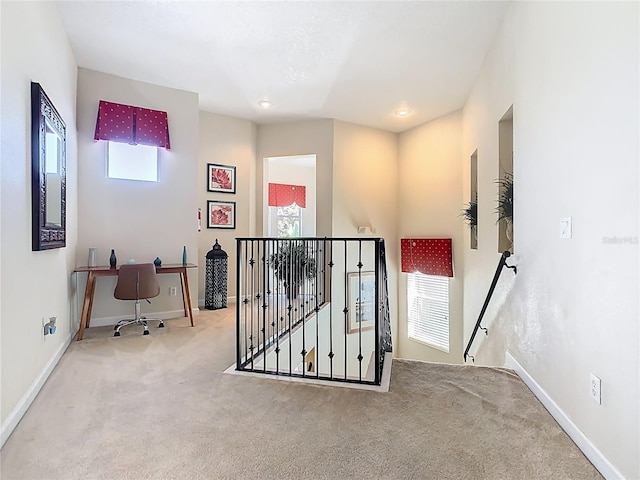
(1, 332, 73, 448)
(87, 308, 200, 328)
(505, 351, 621, 480)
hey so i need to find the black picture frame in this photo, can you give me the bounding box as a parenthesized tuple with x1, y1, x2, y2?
(31, 82, 66, 251)
(207, 200, 236, 229)
(207, 163, 236, 194)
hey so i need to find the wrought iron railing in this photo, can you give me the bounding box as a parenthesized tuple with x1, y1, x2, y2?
(236, 237, 392, 386)
(463, 250, 517, 362)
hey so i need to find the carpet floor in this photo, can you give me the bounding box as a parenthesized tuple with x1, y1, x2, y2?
(0, 307, 601, 479)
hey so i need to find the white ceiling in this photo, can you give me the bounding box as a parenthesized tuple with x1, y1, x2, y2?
(56, 1, 509, 133)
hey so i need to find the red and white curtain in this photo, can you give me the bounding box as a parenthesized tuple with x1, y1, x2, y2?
(268, 183, 306, 208)
(401, 238, 453, 277)
(94, 100, 171, 149)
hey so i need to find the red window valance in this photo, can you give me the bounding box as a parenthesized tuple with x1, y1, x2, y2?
(94, 100, 171, 149)
(401, 238, 453, 277)
(268, 183, 306, 208)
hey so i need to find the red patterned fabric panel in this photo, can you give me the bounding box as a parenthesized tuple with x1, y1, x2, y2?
(134, 106, 171, 149)
(94, 101, 134, 144)
(268, 183, 306, 208)
(401, 238, 453, 277)
(94, 100, 171, 149)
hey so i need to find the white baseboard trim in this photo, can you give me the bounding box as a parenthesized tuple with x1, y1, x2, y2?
(1, 332, 73, 448)
(88, 308, 200, 328)
(504, 351, 621, 480)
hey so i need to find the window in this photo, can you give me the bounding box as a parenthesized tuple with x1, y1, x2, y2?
(407, 272, 449, 352)
(275, 203, 301, 237)
(107, 142, 158, 182)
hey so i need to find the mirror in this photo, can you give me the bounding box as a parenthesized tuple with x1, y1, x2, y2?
(31, 82, 66, 250)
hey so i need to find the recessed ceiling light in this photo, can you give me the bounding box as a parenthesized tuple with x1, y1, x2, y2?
(258, 100, 272, 109)
(395, 108, 411, 117)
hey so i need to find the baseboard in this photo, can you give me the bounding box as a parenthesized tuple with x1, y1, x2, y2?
(88, 308, 200, 328)
(504, 351, 621, 480)
(1, 332, 73, 448)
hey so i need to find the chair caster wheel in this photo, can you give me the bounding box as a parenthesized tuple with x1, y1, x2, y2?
(143, 330, 149, 335)
(114, 331, 120, 337)
(158, 322, 165, 328)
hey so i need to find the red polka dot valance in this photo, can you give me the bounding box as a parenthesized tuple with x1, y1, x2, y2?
(401, 238, 453, 277)
(268, 183, 306, 208)
(94, 100, 171, 149)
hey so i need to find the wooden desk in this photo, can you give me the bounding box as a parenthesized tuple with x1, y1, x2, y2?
(74, 263, 197, 341)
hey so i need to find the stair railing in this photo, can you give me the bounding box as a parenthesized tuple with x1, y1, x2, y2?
(463, 250, 517, 363)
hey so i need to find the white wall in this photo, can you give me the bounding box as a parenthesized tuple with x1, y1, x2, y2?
(332, 121, 399, 354)
(464, 3, 639, 478)
(259, 305, 376, 380)
(198, 111, 256, 303)
(76, 69, 199, 323)
(256, 120, 334, 238)
(397, 112, 464, 363)
(0, 1, 78, 442)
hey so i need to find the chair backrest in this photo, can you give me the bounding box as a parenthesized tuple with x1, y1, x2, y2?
(114, 263, 160, 301)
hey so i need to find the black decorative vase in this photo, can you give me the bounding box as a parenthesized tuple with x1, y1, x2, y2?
(109, 249, 117, 269)
(154, 257, 162, 267)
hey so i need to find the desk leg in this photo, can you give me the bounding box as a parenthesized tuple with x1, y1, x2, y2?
(77, 272, 97, 341)
(180, 269, 195, 327)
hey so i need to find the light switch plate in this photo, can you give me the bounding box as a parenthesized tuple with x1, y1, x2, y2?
(560, 217, 572, 238)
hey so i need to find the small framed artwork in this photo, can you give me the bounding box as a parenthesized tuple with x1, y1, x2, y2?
(347, 272, 376, 333)
(207, 163, 236, 194)
(207, 200, 236, 229)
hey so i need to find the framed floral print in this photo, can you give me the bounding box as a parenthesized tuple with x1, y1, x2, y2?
(207, 200, 236, 229)
(207, 163, 236, 194)
(347, 272, 376, 333)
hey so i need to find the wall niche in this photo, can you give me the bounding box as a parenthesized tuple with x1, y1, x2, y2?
(470, 150, 478, 250)
(497, 106, 513, 253)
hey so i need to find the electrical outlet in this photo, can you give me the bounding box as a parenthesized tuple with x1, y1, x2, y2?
(169, 287, 178, 296)
(590, 374, 601, 404)
(42, 316, 57, 337)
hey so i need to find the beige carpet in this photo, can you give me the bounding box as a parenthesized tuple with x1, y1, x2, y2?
(0, 307, 600, 479)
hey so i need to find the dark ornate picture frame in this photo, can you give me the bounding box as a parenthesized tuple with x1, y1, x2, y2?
(31, 82, 66, 250)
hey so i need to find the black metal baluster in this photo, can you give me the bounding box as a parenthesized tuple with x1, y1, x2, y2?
(243, 241, 249, 368)
(273, 239, 281, 375)
(327, 238, 334, 380)
(375, 239, 381, 385)
(249, 241, 255, 370)
(236, 239, 242, 370)
(343, 240, 348, 380)
(357, 240, 363, 383)
(314, 240, 320, 379)
(260, 240, 267, 372)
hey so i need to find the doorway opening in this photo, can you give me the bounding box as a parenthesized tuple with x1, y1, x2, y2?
(264, 155, 317, 237)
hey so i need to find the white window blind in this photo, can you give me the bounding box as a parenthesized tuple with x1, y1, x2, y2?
(407, 272, 449, 352)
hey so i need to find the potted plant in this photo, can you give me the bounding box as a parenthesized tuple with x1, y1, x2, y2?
(460, 195, 478, 239)
(269, 243, 317, 301)
(496, 173, 513, 240)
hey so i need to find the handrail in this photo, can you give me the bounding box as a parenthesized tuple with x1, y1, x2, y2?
(464, 251, 517, 363)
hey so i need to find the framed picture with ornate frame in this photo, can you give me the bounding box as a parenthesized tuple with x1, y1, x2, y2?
(207, 163, 236, 194)
(207, 200, 236, 229)
(347, 271, 376, 333)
